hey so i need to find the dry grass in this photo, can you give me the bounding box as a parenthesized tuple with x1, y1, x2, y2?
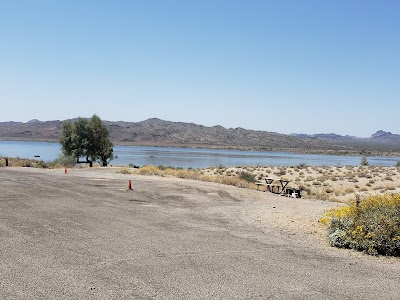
(125, 166, 400, 202)
(116, 167, 134, 174)
(0, 156, 50, 168)
(4, 156, 400, 203)
(131, 165, 256, 189)
(198, 165, 400, 203)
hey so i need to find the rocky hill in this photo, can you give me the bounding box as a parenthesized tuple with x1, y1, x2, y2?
(293, 130, 400, 144)
(292, 130, 400, 155)
(370, 130, 400, 143)
(0, 118, 399, 155)
(0, 120, 63, 141)
(103, 118, 348, 152)
(292, 133, 357, 141)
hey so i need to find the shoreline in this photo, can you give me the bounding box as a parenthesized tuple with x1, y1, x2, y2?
(1, 138, 400, 158)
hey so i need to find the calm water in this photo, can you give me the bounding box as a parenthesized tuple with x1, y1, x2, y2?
(0, 141, 399, 168)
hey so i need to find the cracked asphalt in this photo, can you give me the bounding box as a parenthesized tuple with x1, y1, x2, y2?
(0, 167, 399, 299)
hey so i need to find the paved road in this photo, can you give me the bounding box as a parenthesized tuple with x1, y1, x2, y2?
(0, 168, 399, 299)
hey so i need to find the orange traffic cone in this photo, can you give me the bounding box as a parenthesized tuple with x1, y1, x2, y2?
(64, 168, 68, 174)
(128, 180, 132, 190)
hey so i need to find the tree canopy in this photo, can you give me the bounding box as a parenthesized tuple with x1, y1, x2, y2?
(360, 156, 369, 166)
(60, 115, 114, 166)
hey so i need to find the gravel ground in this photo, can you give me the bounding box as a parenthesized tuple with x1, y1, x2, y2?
(0, 167, 399, 299)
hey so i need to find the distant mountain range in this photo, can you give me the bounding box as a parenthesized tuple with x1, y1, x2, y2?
(0, 118, 399, 156)
(292, 130, 400, 144)
(291, 133, 357, 141)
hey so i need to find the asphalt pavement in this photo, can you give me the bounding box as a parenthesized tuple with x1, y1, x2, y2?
(0, 167, 399, 299)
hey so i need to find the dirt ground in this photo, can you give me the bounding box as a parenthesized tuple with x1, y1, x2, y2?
(201, 165, 400, 202)
(0, 167, 399, 299)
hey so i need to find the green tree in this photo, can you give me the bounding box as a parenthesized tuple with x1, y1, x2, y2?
(60, 115, 114, 166)
(360, 156, 369, 166)
(90, 115, 114, 166)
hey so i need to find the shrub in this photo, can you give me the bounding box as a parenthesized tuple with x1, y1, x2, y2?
(321, 194, 400, 256)
(238, 171, 256, 183)
(274, 170, 286, 176)
(2, 156, 52, 168)
(137, 165, 161, 175)
(157, 165, 181, 171)
(325, 187, 334, 194)
(315, 192, 336, 201)
(360, 156, 369, 166)
(297, 163, 307, 169)
(117, 167, 133, 174)
(163, 168, 200, 180)
(50, 154, 76, 168)
(373, 185, 385, 191)
(200, 174, 252, 189)
(35, 160, 50, 169)
(344, 187, 354, 194)
(22, 159, 33, 167)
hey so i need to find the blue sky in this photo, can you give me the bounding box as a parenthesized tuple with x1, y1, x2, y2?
(1, 0, 399, 137)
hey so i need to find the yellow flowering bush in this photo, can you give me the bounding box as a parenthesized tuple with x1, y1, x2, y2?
(321, 194, 400, 256)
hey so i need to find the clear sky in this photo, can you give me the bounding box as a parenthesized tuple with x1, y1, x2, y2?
(1, 0, 399, 137)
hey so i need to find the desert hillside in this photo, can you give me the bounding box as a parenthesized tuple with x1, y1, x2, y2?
(0, 118, 399, 156)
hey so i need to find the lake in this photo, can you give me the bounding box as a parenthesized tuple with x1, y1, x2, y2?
(0, 141, 399, 168)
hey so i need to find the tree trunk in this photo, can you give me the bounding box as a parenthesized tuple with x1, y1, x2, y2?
(85, 156, 93, 167)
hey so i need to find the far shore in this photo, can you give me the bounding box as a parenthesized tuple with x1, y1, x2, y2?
(1, 138, 400, 157)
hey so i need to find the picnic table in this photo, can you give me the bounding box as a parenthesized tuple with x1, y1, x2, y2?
(255, 177, 302, 198)
(263, 177, 290, 194)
